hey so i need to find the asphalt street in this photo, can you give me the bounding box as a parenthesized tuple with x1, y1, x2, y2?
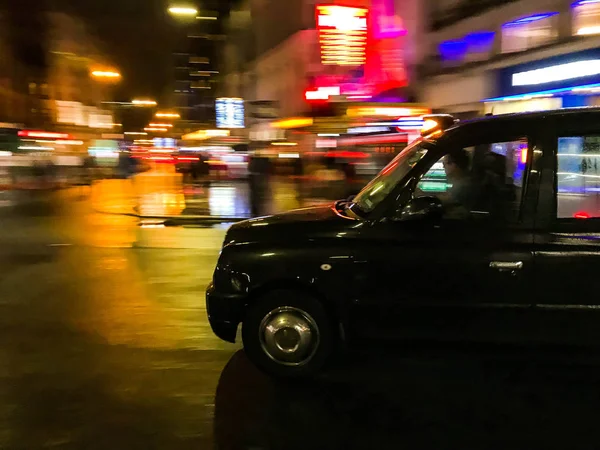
(1, 187, 600, 449)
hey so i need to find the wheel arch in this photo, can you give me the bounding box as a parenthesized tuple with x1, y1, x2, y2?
(244, 279, 347, 344)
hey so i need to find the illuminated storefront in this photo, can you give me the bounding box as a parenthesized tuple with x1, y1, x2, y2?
(484, 48, 600, 114)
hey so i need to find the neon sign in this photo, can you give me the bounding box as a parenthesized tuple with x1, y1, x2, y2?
(317, 5, 368, 66)
(512, 60, 600, 86)
(305, 86, 341, 101)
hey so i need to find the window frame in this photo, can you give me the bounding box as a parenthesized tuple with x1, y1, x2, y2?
(375, 124, 538, 229)
(552, 128, 600, 230)
(534, 116, 600, 232)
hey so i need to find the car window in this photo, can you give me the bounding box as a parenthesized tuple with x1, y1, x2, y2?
(416, 138, 528, 222)
(352, 139, 429, 214)
(557, 135, 600, 219)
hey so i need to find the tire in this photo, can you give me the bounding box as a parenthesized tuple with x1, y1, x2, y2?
(242, 289, 334, 378)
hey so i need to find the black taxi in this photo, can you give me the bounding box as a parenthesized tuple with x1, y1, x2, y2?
(207, 108, 600, 377)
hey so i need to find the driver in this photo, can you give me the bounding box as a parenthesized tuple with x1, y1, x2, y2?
(442, 149, 476, 217)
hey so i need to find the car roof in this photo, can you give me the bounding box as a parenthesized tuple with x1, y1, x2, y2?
(443, 107, 600, 138)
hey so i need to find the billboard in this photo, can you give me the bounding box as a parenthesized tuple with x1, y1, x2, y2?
(316, 5, 368, 66)
(216, 98, 245, 128)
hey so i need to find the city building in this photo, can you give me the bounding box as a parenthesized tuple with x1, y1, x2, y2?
(221, 0, 427, 146)
(422, 0, 600, 117)
(169, 1, 229, 126)
(46, 12, 117, 140)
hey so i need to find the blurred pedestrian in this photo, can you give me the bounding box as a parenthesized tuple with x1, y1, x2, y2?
(248, 153, 270, 217)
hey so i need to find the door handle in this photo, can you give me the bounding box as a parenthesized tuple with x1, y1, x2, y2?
(489, 261, 524, 271)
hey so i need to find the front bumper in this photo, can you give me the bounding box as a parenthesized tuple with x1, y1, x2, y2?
(206, 282, 246, 343)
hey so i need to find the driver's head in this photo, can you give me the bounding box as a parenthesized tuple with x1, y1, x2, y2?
(443, 149, 470, 180)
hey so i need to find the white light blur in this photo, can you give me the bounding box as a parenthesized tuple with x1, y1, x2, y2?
(318, 133, 340, 137)
(512, 60, 600, 86)
(18, 146, 54, 151)
(577, 26, 600, 35)
(306, 86, 341, 100)
(348, 126, 389, 134)
(132, 99, 158, 106)
(168, 6, 198, 16)
(125, 131, 148, 136)
(278, 153, 300, 159)
(271, 142, 298, 146)
(196, 16, 217, 20)
(0, 151, 12, 157)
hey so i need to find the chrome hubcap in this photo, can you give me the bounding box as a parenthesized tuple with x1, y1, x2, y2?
(259, 306, 320, 366)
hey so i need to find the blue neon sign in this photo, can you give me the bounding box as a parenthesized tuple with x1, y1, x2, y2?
(497, 48, 600, 98)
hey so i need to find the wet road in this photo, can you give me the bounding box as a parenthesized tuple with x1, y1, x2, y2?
(1, 187, 600, 449)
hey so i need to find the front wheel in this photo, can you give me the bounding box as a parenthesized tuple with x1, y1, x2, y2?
(242, 290, 334, 377)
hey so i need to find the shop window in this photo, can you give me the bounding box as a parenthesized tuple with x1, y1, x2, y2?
(557, 135, 600, 219)
(573, 0, 600, 35)
(501, 13, 558, 53)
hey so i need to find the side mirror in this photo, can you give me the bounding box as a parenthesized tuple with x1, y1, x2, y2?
(395, 196, 443, 222)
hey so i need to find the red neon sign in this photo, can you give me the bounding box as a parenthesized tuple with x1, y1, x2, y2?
(18, 130, 71, 140)
(317, 5, 368, 66)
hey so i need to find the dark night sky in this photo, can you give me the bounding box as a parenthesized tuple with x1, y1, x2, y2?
(51, 0, 237, 103)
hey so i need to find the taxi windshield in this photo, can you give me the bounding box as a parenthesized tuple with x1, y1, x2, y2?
(352, 138, 429, 215)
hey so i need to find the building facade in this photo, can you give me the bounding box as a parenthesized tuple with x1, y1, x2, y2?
(422, 0, 600, 117)
(222, 0, 426, 141)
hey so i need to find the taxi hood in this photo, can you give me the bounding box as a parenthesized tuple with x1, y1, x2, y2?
(224, 203, 356, 245)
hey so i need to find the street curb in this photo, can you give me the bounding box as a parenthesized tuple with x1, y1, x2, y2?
(93, 208, 247, 223)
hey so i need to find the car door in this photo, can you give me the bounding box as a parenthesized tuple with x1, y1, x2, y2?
(350, 124, 540, 344)
(532, 116, 600, 346)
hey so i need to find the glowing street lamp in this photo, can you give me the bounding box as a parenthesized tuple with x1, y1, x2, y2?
(91, 70, 121, 79)
(132, 99, 158, 107)
(168, 6, 198, 16)
(155, 112, 181, 119)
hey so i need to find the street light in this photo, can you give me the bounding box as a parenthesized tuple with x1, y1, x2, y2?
(91, 70, 121, 79)
(149, 123, 174, 128)
(168, 6, 198, 16)
(145, 127, 168, 132)
(132, 99, 158, 107)
(155, 112, 181, 119)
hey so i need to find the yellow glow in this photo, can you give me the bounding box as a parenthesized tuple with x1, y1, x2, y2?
(347, 106, 431, 117)
(155, 112, 181, 119)
(271, 118, 313, 129)
(144, 127, 168, 132)
(91, 70, 121, 79)
(271, 142, 298, 146)
(57, 140, 84, 146)
(149, 123, 174, 128)
(577, 26, 600, 35)
(168, 6, 198, 16)
(317, 5, 367, 17)
(132, 99, 158, 106)
(182, 129, 230, 140)
(124, 131, 147, 136)
(421, 119, 438, 134)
